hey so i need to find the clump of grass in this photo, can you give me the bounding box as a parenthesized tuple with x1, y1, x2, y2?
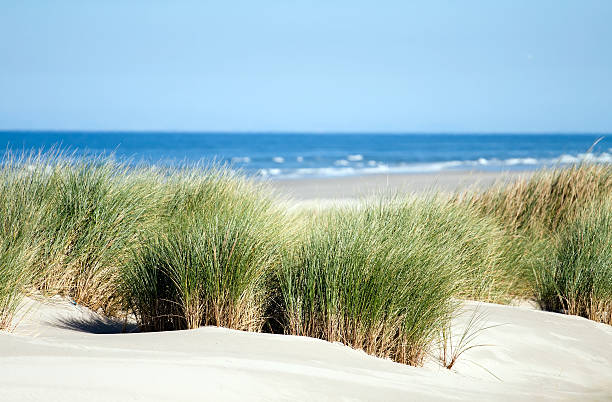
(0, 226, 35, 330)
(461, 164, 612, 237)
(0, 153, 49, 329)
(277, 197, 515, 366)
(397, 196, 530, 302)
(0, 251, 24, 330)
(28, 159, 158, 314)
(535, 200, 612, 324)
(0, 151, 162, 315)
(122, 171, 287, 332)
(0, 151, 289, 329)
(458, 164, 612, 311)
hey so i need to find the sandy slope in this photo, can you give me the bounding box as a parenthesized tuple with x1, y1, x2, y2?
(1, 298, 611, 401)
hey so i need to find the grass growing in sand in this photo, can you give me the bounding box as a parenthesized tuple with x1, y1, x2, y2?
(0, 152, 160, 314)
(122, 171, 287, 332)
(0, 206, 34, 330)
(461, 164, 612, 323)
(277, 198, 525, 365)
(535, 200, 612, 324)
(0, 154, 49, 329)
(463, 164, 612, 236)
(0, 152, 610, 364)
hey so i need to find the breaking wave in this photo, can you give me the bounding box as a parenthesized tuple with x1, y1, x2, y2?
(256, 152, 612, 179)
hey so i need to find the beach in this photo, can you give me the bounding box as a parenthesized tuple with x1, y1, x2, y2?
(3, 0, 612, 399)
(1, 165, 611, 401)
(268, 170, 532, 200)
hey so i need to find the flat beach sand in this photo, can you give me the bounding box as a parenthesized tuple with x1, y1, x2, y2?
(268, 171, 533, 200)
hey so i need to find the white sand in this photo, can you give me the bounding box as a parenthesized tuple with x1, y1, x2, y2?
(1, 298, 611, 401)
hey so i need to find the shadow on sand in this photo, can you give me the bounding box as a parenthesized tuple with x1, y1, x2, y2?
(53, 316, 139, 334)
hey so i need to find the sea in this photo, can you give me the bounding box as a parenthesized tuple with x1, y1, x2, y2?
(1, 132, 610, 180)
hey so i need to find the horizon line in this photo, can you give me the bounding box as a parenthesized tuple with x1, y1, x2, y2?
(1, 129, 610, 136)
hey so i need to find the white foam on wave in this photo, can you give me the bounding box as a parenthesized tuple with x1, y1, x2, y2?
(272, 157, 284, 163)
(231, 156, 251, 163)
(505, 158, 538, 166)
(258, 151, 611, 180)
(258, 168, 282, 177)
(365, 160, 464, 174)
(332, 155, 364, 166)
(556, 154, 578, 164)
(276, 167, 357, 179)
(296, 156, 304, 162)
(554, 152, 612, 164)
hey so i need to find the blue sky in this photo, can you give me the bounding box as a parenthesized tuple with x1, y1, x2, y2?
(1, 1, 611, 132)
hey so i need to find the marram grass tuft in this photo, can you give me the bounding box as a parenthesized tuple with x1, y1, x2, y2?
(121, 172, 288, 332)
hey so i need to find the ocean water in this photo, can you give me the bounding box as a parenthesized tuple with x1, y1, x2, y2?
(1, 132, 610, 180)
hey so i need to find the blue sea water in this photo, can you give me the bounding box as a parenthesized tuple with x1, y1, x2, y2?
(1, 132, 610, 180)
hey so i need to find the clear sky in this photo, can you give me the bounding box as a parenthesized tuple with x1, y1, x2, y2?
(1, 1, 611, 133)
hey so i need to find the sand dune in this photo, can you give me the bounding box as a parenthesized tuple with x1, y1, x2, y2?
(1, 298, 610, 401)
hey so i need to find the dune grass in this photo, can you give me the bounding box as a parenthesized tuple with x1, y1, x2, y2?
(1, 152, 611, 363)
(31, 161, 160, 314)
(0, 195, 35, 330)
(121, 171, 288, 332)
(535, 200, 612, 324)
(0, 152, 166, 316)
(277, 197, 522, 365)
(0, 152, 290, 330)
(460, 164, 612, 321)
(462, 164, 612, 237)
(0, 154, 50, 329)
(0, 247, 26, 330)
